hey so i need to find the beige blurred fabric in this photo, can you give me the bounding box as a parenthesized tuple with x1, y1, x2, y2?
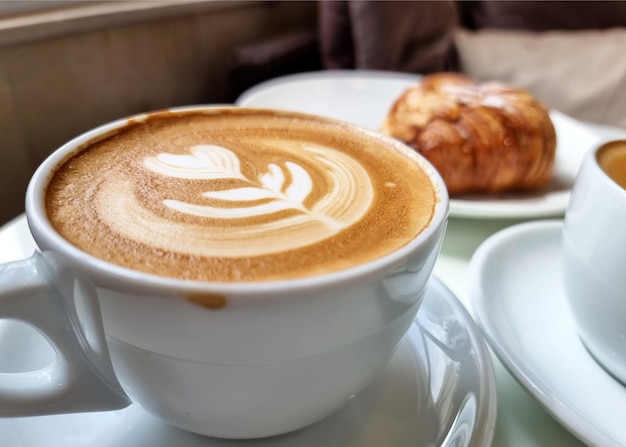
(455, 27, 626, 129)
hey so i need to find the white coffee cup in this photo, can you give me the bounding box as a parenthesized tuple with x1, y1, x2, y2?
(0, 106, 449, 438)
(562, 139, 626, 384)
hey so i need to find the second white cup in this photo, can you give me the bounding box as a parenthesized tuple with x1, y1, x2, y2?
(562, 139, 626, 384)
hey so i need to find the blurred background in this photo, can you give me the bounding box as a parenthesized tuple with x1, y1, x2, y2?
(1, 0, 625, 226)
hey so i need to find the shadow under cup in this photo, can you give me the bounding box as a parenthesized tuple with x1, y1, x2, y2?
(22, 107, 450, 439)
(562, 140, 626, 385)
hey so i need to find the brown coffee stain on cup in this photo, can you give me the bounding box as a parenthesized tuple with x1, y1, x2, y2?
(186, 293, 227, 309)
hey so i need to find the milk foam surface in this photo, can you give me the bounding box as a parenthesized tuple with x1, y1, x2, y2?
(46, 109, 437, 282)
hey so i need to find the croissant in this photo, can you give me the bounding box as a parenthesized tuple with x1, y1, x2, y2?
(380, 73, 557, 195)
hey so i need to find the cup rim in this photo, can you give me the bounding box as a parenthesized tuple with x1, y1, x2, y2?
(25, 105, 449, 296)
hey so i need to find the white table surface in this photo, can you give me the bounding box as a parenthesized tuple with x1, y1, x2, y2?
(0, 211, 586, 447)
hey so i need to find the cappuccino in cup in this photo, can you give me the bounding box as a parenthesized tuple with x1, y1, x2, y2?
(46, 109, 438, 282)
(2, 107, 448, 438)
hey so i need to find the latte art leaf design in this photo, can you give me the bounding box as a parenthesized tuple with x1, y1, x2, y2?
(146, 145, 341, 226)
(131, 142, 374, 257)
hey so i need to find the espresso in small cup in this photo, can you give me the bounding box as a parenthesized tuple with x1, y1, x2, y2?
(46, 109, 437, 282)
(562, 139, 626, 384)
(2, 107, 448, 438)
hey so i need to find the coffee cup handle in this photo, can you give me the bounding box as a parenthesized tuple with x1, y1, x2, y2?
(0, 251, 131, 416)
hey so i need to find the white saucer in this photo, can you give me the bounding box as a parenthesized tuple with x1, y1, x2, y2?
(236, 70, 614, 220)
(468, 220, 626, 447)
(0, 277, 495, 447)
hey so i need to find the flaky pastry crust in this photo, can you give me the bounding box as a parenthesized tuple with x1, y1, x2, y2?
(380, 73, 557, 195)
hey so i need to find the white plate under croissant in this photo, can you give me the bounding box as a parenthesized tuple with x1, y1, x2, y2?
(236, 69, 618, 219)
